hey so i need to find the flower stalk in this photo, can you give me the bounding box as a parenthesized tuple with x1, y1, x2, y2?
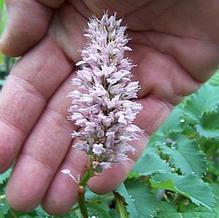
(78, 156, 94, 218)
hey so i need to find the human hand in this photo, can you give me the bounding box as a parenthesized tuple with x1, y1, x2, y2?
(1, 0, 219, 215)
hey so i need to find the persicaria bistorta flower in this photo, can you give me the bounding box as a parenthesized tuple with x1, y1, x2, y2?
(68, 13, 143, 172)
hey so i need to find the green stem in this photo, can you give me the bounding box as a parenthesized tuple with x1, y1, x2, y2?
(114, 193, 129, 218)
(78, 187, 89, 218)
(80, 167, 94, 187)
(78, 156, 94, 218)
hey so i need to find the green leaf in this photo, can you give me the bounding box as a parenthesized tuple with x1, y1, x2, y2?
(182, 210, 219, 218)
(151, 173, 215, 210)
(85, 188, 115, 218)
(157, 107, 184, 135)
(0, 168, 11, 185)
(173, 183, 219, 218)
(85, 189, 114, 218)
(156, 202, 182, 218)
(182, 84, 219, 123)
(87, 204, 112, 218)
(196, 125, 219, 140)
(132, 152, 171, 176)
(156, 201, 219, 218)
(116, 183, 138, 218)
(35, 207, 51, 218)
(196, 108, 219, 140)
(208, 71, 219, 86)
(211, 183, 219, 200)
(156, 133, 207, 176)
(85, 187, 99, 200)
(116, 180, 160, 218)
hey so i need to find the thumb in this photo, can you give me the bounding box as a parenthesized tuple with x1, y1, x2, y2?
(0, 0, 55, 57)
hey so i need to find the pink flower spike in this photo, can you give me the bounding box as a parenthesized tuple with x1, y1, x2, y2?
(68, 12, 143, 172)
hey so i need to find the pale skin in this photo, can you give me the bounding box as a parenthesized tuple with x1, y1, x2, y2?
(0, 0, 219, 215)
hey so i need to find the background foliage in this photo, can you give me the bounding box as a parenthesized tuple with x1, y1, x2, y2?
(1, 1, 219, 217)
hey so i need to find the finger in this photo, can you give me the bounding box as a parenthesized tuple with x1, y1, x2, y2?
(0, 0, 52, 56)
(88, 95, 172, 194)
(130, 32, 218, 82)
(128, 44, 201, 104)
(5, 72, 75, 211)
(37, 0, 65, 8)
(0, 36, 72, 172)
(42, 149, 87, 215)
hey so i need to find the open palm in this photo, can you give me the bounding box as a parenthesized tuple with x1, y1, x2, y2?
(0, 0, 219, 215)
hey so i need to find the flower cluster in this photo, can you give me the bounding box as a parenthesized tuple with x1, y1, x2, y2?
(68, 13, 142, 172)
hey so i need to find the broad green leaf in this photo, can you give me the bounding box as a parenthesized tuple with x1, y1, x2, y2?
(182, 84, 219, 123)
(157, 107, 184, 135)
(156, 134, 207, 176)
(125, 180, 160, 218)
(151, 173, 215, 210)
(132, 152, 171, 176)
(116, 180, 160, 218)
